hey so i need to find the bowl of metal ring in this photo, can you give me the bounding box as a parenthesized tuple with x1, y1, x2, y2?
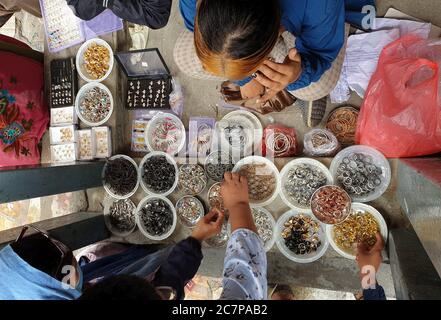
(175, 196, 205, 228)
(330, 145, 391, 202)
(276, 211, 328, 263)
(136, 195, 177, 241)
(311, 185, 352, 225)
(205, 219, 230, 248)
(178, 164, 207, 195)
(75, 82, 114, 127)
(103, 197, 137, 237)
(102, 154, 139, 200)
(326, 203, 388, 259)
(252, 207, 277, 252)
(279, 158, 333, 213)
(207, 182, 225, 211)
(138, 151, 178, 197)
(204, 150, 234, 182)
(145, 113, 186, 155)
(232, 156, 281, 207)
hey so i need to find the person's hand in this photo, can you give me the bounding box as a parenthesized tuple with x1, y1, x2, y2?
(240, 80, 266, 100)
(191, 209, 225, 243)
(220, 172, 250, 210)
(254, 48, 302, 102)
(356, 233, 385, 281)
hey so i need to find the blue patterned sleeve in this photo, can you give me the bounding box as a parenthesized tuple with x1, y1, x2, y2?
(220, 229, 267, 300)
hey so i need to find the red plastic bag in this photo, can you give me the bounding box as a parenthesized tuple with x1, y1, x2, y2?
(356, 35, 441, 158)
(262, 124, 297, 157)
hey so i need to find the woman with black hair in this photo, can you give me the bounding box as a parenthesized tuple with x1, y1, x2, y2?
(175, 0, 375, 125)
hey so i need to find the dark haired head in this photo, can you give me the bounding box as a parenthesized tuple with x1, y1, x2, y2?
(79, 275, 162, 300)
(194, 0, 281, 80)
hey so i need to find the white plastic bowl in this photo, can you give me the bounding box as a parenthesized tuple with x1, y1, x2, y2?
(138, 151, 179, 197)
(145, 113, 186, 155)
(76, 38, 114, 83)
(232, 156, 281, 207)
(252, 207, 277, 252)
(102, 154, 139, 200)
(75, 82, 114, 127)
(135, 195, 177, 241)
(279, 158, 334, 213)
(326, 202, 388, 260)
(330, 145, 391, 203)
(103, 196, 137, 237)
(276, 210, 329, 263)
(175, 195, 205, 228)
(219, 110, 263, 157)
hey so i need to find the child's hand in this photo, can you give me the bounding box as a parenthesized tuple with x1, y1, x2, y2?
(356, 233, 385, 281)
(220, 172, 250, 210)
(191, 209, 225, 243)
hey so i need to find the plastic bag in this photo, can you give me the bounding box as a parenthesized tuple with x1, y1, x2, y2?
(356, 35, 441, 158)
(304, 129, 340, 157)
(262, 124, 297, 157)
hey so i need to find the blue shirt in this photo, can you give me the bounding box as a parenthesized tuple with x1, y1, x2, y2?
(179, 0, 375, 90)
(0, 245, 81, 300)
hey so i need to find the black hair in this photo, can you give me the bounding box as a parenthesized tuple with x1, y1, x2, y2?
(196, 0, 281, 60)
(79, 275, 162, 300)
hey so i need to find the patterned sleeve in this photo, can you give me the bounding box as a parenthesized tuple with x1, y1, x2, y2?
(220, 229, 267, 300)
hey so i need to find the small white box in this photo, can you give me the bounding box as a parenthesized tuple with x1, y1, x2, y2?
(50, 107, 78, 126)
(50, 143, 78, 163)
(49, 125, 77, 145)
(78, 129, 95, 160)
(92, 126, 112, 158)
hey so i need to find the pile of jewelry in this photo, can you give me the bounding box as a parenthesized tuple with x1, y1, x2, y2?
(103, 157, 138, 196)
(333, 210, 380, 255)
(83, 43, 110, 80)
(220, 122, 249, 149)
(263, 125, 297, 157)
(150, 117, 183, 154)
(79, 86, 111, 123)
(176, 196, 205, 228)
(139, 198, 174, 236)
(141, 155, 176, 194)
(178, 164, 207, 195)
(282, 215, 322, 255)
(311, 186, 351, 224)
(205, 220, 229, 247)
(284, 164, 328, 208)
(252, 208, 274, 248)
(108, 199, 136, 233)
(326, 106, 359, 146)
(205, 151, 234, 182)
(336, 153, 383, 197)
(208, 183, 224, 211)
(239, 163, 276, 201)
(303, 129, 340, 157)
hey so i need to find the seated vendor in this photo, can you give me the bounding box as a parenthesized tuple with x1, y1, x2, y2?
(175, 0, 375, 126)
(66, 0, 172, 29)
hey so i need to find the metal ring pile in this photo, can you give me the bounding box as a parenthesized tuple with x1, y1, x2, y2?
(79, 86, 111, 123)
(239, 163, 276, 202)
(336, 153, 383, 197)
(139, 198, 173, 236)
(208, 183, 224, 211)
(178, 164, 207, 195)
(326, 106, 359, 146)
(141, 155, 176, 194)
(282, 215, 322, 255)
(205, 151, 234, 182)
(284, 164, 328, 208)
(151, 118, 182, 153)
(108, 199, 136, 232)
(333, 210, 380, 255)
(103, 158, 138, 196)
(303, 129, 340, 157)
(311, 186, 351, 224)
(205, 220, 229, 247)
(176, 196, 204, 227)
(252, 208, 274, 248)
